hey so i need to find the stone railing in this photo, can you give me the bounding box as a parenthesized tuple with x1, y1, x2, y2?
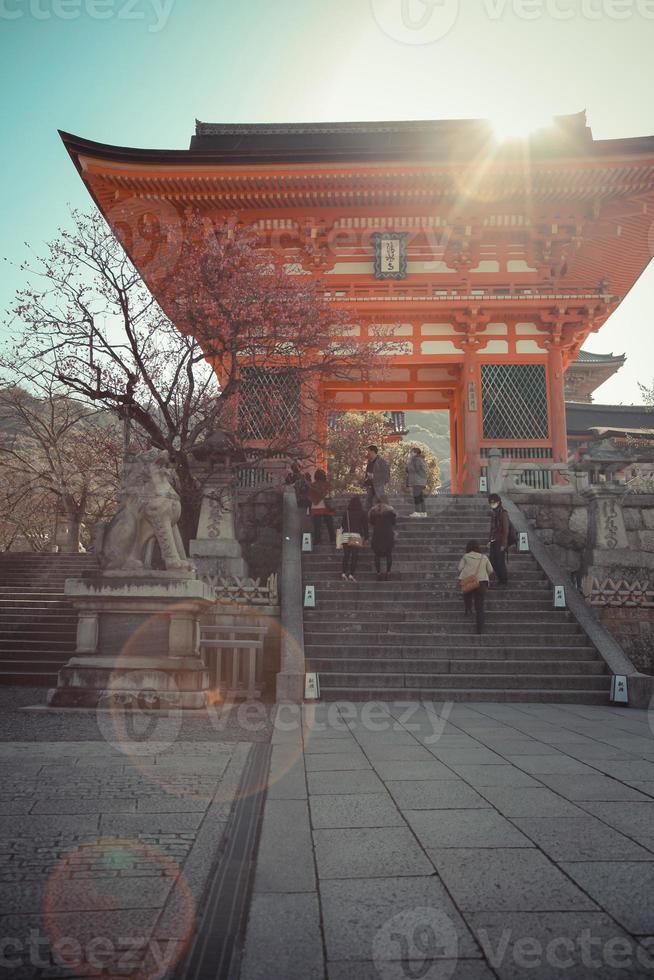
(202, 573, 279, 606)
(486, 448, 585, 495)
(236, 458, 289, 492)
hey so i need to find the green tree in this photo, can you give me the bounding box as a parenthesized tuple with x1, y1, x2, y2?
(385, 440, 441, 495)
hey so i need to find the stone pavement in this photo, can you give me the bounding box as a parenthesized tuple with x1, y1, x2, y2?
(0, 688, 273, 979)
(241, 700, 654, 980)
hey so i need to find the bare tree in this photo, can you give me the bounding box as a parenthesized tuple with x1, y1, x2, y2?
(4, 208, 387, 542)
(0, 383, 124, 551)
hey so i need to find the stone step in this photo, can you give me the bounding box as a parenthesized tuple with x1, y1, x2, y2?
(304, 608, 576, 621)
(309, 672, 610, 691)
(303, 621, 583, 636)
(306, 658, 607, 676)
(304, 625, 590, 650)
(314, 687, 610, 705)
(303, 645, 599, 661)
(306, 599, 560, 611)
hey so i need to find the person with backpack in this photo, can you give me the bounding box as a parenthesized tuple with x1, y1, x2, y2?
(406, 446, 428, 518)
(340, 496, 368, 582)
(458, 540, 494, 634)
(369, 495, 397, 581)
(307, 469, 336, 545)
(488, 493, 511, 587)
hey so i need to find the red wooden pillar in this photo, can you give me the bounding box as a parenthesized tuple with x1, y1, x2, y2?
(548, 345, 568, 464)
(462, 347, 481, 495)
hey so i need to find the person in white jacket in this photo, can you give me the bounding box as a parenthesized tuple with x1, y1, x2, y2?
(458, 540, 494, 634)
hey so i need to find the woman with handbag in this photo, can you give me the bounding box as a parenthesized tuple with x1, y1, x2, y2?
(307, 469, 336, 546)
(339, 496, 368, 582)
(458, 540, 494, 634)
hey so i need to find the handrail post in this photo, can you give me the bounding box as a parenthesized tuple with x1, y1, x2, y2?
(276, 487, 306, 702)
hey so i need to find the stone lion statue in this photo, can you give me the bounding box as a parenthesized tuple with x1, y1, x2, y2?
(97, 449, 194, 573)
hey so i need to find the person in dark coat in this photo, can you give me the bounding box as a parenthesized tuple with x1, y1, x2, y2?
(340, 496, 368, 582)
(488, 493, 509, 586)
(307, 469, 335, 545)
(285, 461, 310, 511)
(368, 496, 397, 580)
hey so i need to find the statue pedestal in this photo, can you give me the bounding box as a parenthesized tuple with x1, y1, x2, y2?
(47, 574, 215, 709)
(190, 471, 248, 578)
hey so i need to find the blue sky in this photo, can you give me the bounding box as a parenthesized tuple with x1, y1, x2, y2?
(1, 0, 653, 402)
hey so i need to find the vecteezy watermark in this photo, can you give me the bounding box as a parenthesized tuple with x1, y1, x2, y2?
(372, 907, 459, 980)
(0, 930, 178, 974)
(481, 0, 654, 21)
(95, 671, 184, 756)
(477, 927, 654, 972)
(0, 0, 175, 31)
(370, 0, 654, 46)
(370, 0, 461, 44)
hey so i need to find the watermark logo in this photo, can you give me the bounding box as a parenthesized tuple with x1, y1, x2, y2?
(0, 0, 175, 32)
(95, 670, 183, 757)
(370, 0, 460, 44)
(372, 907, 459, 979)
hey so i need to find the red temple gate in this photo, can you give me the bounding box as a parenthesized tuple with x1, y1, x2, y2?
(61, 112, 654, 492)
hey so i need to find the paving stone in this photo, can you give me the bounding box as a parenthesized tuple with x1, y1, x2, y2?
(304, 753, 371, 772)
(405, 809, 534, 849)
(467, 910, 651, 979)
(266, 749, 307, 801)
(535, 774, 654, 802)
(372, 760, 457, 781)
(254, 799, 315, 893)
(430, 748, 508, 765)
(303, 738, 360, 755)
(0, 874, 174, 914)
(314, 827, 434, 879)
(513, 815, 654, 862)
(431, 849, 597, 912)
(507, 755, 597, 775)
(320, 876, 481, 962)
(0, 814, 99, 836)
(588, 761, 654, 784)
(386, 780, 491, 811)
(307, 770, 387, 796)
(327, 962, 496, 980)
(360, 745, 436, 763)
(241, 893, 323, 980)
(561, 863, 654, 934)
(575, 802, 654, 851)
(309, 794, 403, 829)
(30, 798, 139, 814)
(447, 765, 540, 788)
(99, 812, 204, 835)
(475, 787, 584, 818)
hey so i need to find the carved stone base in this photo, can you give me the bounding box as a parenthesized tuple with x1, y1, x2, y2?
(46, 576, 215, 709)
(47, 656, 210, 709)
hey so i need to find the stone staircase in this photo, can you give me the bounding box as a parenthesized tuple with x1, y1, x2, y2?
(0, 554, 97, 686)
(302, 495, 611, 703)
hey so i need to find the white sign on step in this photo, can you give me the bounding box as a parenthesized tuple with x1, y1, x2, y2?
(554, 585, 566, 608)
(610, 675, 629, 704)
(478, 476, 488, 493)
(304, 585, 316, 609)
(305, 672, 320, 701)
(518, 532, 530, 552)
(302, 532, 313, 553)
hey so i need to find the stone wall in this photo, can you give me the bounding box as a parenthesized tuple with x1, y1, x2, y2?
(510, 490, 654, 674)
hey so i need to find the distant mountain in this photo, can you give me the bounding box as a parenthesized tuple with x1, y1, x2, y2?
(404, 411, 451, 483)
